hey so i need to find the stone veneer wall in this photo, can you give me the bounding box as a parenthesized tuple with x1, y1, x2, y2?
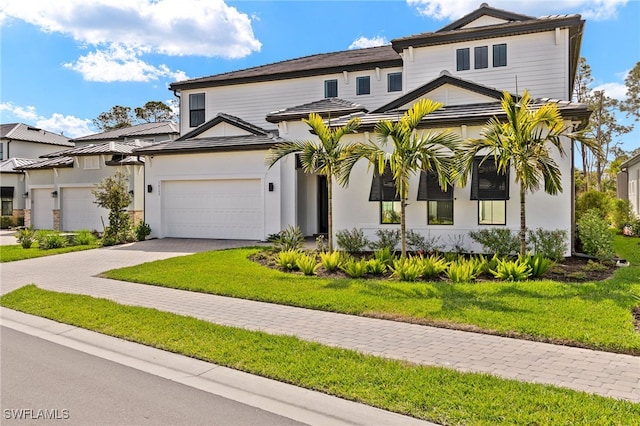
(53, 209, 60, 231)
(23, 209, 31, 228)
(129, 210, 144, 226)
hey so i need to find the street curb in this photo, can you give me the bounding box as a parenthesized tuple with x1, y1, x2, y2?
(0, 307, 437, 426)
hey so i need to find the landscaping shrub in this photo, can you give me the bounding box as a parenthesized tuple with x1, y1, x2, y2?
(1, 216, 14, 229)
(576, 190, 610, 221)
(469, 228, 519, 257)
(368, 229, 401, 252)
(446, 259, 480, 283)
(319, 250, 342, 272)
(490, 257, 532, 281)
(92, 170, 135, 246)
(295, 252, 320, 276)
(526, 228, 568, 262)
(419, 254, 449, 279)
(39, 232, 66, 250)
(75, 229, 97, 246)
(275, 249, 300, 270)
(366, 258, 387, 275)
(272, 225, 304, 252)
(447, 234, 468, 254)
(336, 228, 369, 254)
(340, 258, 368, 278)
(624, 217, 640, 237)
(522, 253, 553, 278)
(609, 198, 634, 232)
(372, 247, 395, 267)
(15, 227, 35, 249)
(406, 230, 442, 254)
(390, 256, 423, 282)
(135, 221, 152, 241)
(577, 209, 615, 261)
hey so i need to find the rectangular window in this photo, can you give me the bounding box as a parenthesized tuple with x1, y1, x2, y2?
(0, 143, 4, 160)
(356, 76, 370, 95)
(479, 200, 506, 225)
(474, 46, 488, 69)
(1, 186, 14, 216)
(324, 79, 338, 98)
(189, 93, 205, 127)
(456, 48, 470, 71)
(369, 166, 401, 224)
(83, 157, 100, 170)
(470, 157, 509, 200)
(418, 170, 453, 225)
(493, 43, 507, 67)
(387, 72, 402, 92)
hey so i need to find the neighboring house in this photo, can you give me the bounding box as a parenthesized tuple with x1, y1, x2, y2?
(618, 152, 640, 217)
(139, 4, 589, 255)
(18, 122, 178, 231)
(0, 123, 72, 226)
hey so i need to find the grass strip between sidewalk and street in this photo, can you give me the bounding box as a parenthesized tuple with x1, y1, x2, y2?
(1, 285, 638, 425)
(101, 236, 640, 355)
(0, 243, 101, 262)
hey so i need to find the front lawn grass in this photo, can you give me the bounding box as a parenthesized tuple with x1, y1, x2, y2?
(103, 236, 640, 354)
(1, 285, 637, 425)
(0, 243, 101, 262)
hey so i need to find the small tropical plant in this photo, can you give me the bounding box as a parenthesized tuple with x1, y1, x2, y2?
(522, 253, 553, 278)
(366, 258, 388, 275)
(275, 249, 300, 271)
(446, 259, 479, 283)
(419, 254, 449, 279)
(39, 232, 66, 250)
(319, 250, 343, 272)
(272, 225, 304, 252)
(16, 227, 36, 249)
(135, 221, 152, 241)
(490, 257, 532, 281)
(368, 229, 401, 252)
(75, 229, 97, 246)
(92, 170, 135, 246)
(336, 228, 369, 254)
(469, 228, 519, 257)
(341, 258, 368, 278)
(391, 256, 423, 282)
(296, 252, 320, 276)
(372, 247, 395, 267)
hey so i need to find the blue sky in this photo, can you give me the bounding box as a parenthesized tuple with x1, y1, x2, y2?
(0, 0, 638, 152)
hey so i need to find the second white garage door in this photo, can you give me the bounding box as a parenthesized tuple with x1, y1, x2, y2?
(162, 179, 263, 240)
(61, 187, 109, 232)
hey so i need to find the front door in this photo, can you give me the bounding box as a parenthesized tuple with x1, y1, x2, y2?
(317, 175, 328, 234)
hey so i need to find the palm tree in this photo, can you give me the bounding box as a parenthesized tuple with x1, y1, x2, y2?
(265, 113, 361, 251)
(455, 90, 577, 255)
(340, 99, 461, 257)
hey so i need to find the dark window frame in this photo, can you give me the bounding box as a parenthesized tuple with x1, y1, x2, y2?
(324, 79, 338, 98)
(189, 93, 205, 128)
(474, 46, 488, 69)
(417, 170, 454, 225)
(456, 48, 470, 71)
(470, 157, 510, 201)
(369, 166, 401, 224)
(356, 76, 371, 95)
(493, 43, 507, 67)
(387, 72, 402, 92)
(478, 200, 507, 225)
(381, 201, 402, 224)
(1, 186, 14, 216)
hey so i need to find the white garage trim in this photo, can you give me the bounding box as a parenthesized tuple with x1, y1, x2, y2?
(60, 187, 109, 232)
(161, 178, 264, 240)
(31, 188, 54, 230)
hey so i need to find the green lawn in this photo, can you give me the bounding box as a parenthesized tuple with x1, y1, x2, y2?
(1, 285, 637, 425)
(0, 243, 101, 262)
(103, 236, 640, 354)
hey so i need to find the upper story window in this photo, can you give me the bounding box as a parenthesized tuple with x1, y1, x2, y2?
(474, 46, 488, 69)
(456, 48, 470, 71)
(356, 76, 371, 95)
(388, 72, 402, 92)
(189, 93, 205, 128)
(493, 44, 507, 67)
(0, 143, 4, 160)
(324, 79, 338, 98)
(83, 157, 100, 170)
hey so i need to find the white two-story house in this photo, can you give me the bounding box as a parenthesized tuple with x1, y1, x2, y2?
(137, 4, 589, 255)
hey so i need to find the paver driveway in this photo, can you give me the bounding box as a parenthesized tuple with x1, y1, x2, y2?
(1, 237, 638, 403)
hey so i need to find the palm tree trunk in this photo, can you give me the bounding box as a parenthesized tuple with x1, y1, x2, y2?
(327, 175, 333, 252)
(400, 198, 407, 257)
(520, 182, 527, 255)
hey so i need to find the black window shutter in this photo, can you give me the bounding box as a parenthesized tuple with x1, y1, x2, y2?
(470, 158, 509, 200)
(417, 171, 453, 201)
(0, 186, 14, 198)
(369, 167, 400, 201)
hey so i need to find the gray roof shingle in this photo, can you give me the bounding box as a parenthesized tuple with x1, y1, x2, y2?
(266, 98, 367, 123)
(16, 156, 74, 170)
(135, 135, 281, 156)
(44, 140, 152, 158)
(0, 158, 38, 173)
(0, 123, 73, 147)
(71, 121, 178, 143)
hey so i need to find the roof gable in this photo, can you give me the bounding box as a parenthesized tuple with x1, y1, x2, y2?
(266, 98, 367, 123)
(0, 123, 73, 147)
(71, 121, 178, 143)
(373, 74, 507, 113)
(437, 3, 534, 32)
(177, 113, 272, 141)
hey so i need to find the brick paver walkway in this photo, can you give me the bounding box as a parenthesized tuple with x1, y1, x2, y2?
(1, 239, 638, 403)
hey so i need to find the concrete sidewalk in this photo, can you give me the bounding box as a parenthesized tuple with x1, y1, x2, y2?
(1, 238, 638, 404)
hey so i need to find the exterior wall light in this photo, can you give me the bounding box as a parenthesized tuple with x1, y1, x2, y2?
(268, 182, 274, 192)
(147, 185, 153, 193)
(23, 192, 29, 198)
(51, 190, 58, 198)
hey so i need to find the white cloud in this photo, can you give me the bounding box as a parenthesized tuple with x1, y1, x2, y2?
(348, 36, 389, 50)
(406, 0, 627, 21)
(593, 82, 627, 100)
(0, 102, 93, 138)
(0, 0, 260, 82)
(64, 44, 189, 82)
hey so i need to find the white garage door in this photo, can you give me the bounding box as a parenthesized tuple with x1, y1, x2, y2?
(162, 179, 264, 240)
(61, 187, 109, 232)
(31, 188, 54, 230)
